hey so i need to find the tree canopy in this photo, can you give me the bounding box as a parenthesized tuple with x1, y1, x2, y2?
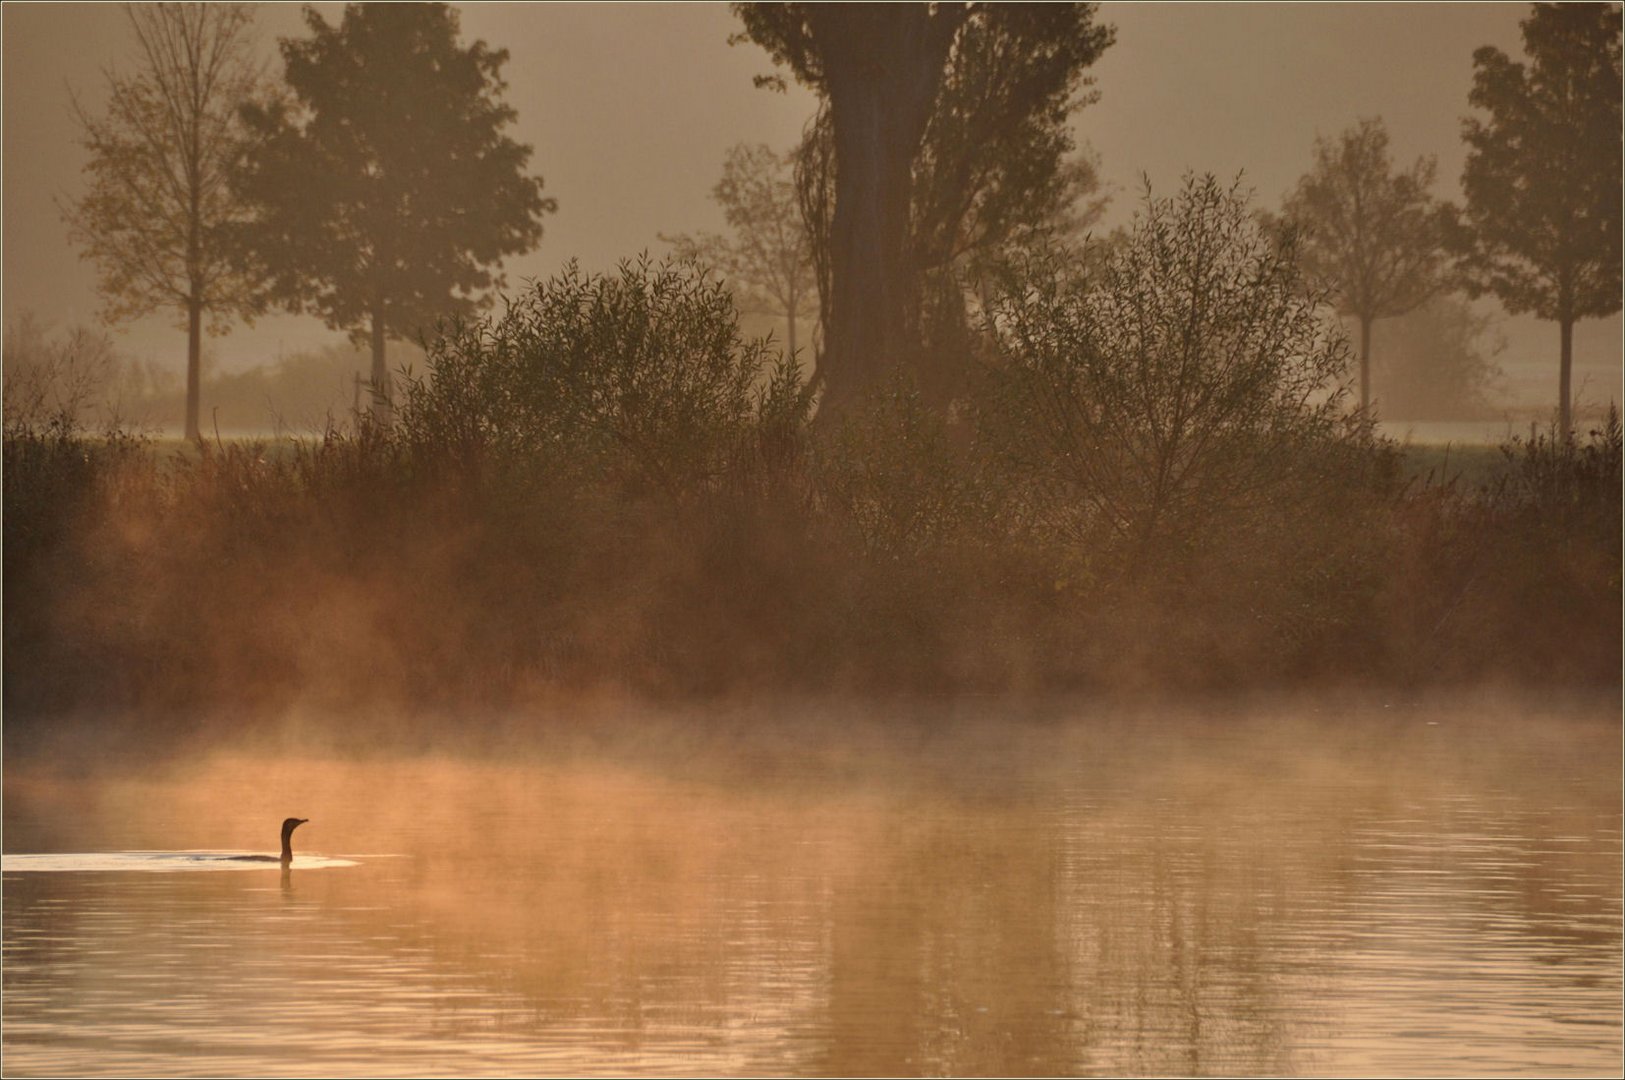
(1453, 2, 1621, 433)
(236, 2, 553, 418)
(910, 5, 1113, 278)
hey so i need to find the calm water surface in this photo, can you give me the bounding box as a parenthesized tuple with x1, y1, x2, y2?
(4, 702, 1620, 1076)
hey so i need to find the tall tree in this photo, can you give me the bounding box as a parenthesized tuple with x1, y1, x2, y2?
(61, 3, 268, 441)
(733, 3, 1112, 421)
(236, 3, 553, 420)
(1453, 2, 1621, 435)
(1278, 118, 1450, 413)
(735, 3, 966, 422)
(662, 143, 818, 361)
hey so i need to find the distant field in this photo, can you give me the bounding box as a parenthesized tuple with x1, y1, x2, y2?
(1381, 414, 1615, 488)
(1396, 442, 1509, 489)
(1378, 419, 1527, 445)
(144, 435, 304, 465)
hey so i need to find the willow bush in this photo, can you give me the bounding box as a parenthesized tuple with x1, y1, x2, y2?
(400, 255, 800, 501)
(979, 176, 1381, 559)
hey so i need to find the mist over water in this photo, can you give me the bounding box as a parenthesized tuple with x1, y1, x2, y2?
(4, 4, 1620, 1076)
(5, 697, 1619, 1077)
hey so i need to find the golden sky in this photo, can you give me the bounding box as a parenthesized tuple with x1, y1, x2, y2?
(4, 2, 1618, 387)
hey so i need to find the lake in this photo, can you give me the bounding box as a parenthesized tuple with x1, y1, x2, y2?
(4, 698, 1620, 1076)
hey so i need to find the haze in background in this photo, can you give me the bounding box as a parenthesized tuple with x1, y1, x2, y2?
(4, 1, 1618, 408)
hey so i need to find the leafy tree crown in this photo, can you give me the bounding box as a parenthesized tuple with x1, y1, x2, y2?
(237, 2, 554, 344)
(1455, 2, 1621, 322)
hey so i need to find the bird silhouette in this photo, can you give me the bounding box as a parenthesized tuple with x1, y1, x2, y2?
(225, 818, 309, 864)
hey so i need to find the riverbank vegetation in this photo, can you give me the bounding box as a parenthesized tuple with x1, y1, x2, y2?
(6, 181, 1618, 729)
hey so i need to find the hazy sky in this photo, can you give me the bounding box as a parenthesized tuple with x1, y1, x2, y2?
(3, 2, 1619, 393)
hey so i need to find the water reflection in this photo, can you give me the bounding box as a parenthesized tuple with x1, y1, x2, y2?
(4, 704, 1620, 1076)
(1, 853, 357, 872)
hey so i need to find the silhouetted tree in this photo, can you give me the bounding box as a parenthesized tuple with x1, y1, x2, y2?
(733, 2, 1113, 422)
(1453, 2, 1621, 435)
(61, 3, 269, 441)
(237, 3, 553, 420)
(1278, 118, 1450, 414)
(662, 143, 818, 361)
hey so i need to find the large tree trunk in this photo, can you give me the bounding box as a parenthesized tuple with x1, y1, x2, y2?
(819, 79, 919, 418)
(1358, 313, 1373, 414)
(370, 307, 392, 424)
(1559, 314, 1573, 438)
(809, 5, 964, 426)
(185, 293, 202, 441)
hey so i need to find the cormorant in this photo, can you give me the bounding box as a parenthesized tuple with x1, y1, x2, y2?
(278, 817, 308, 863)
(226, 817, 309, 863)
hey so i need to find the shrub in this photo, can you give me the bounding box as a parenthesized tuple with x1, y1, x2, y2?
(1497, 406, 1622, 529)
(816, 373, 996, 557)
(4, 316, 120, 431)
(1377, 409, 1622, 685)
(980, 175, 1365, 566)
(402, 255, 782, 500)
